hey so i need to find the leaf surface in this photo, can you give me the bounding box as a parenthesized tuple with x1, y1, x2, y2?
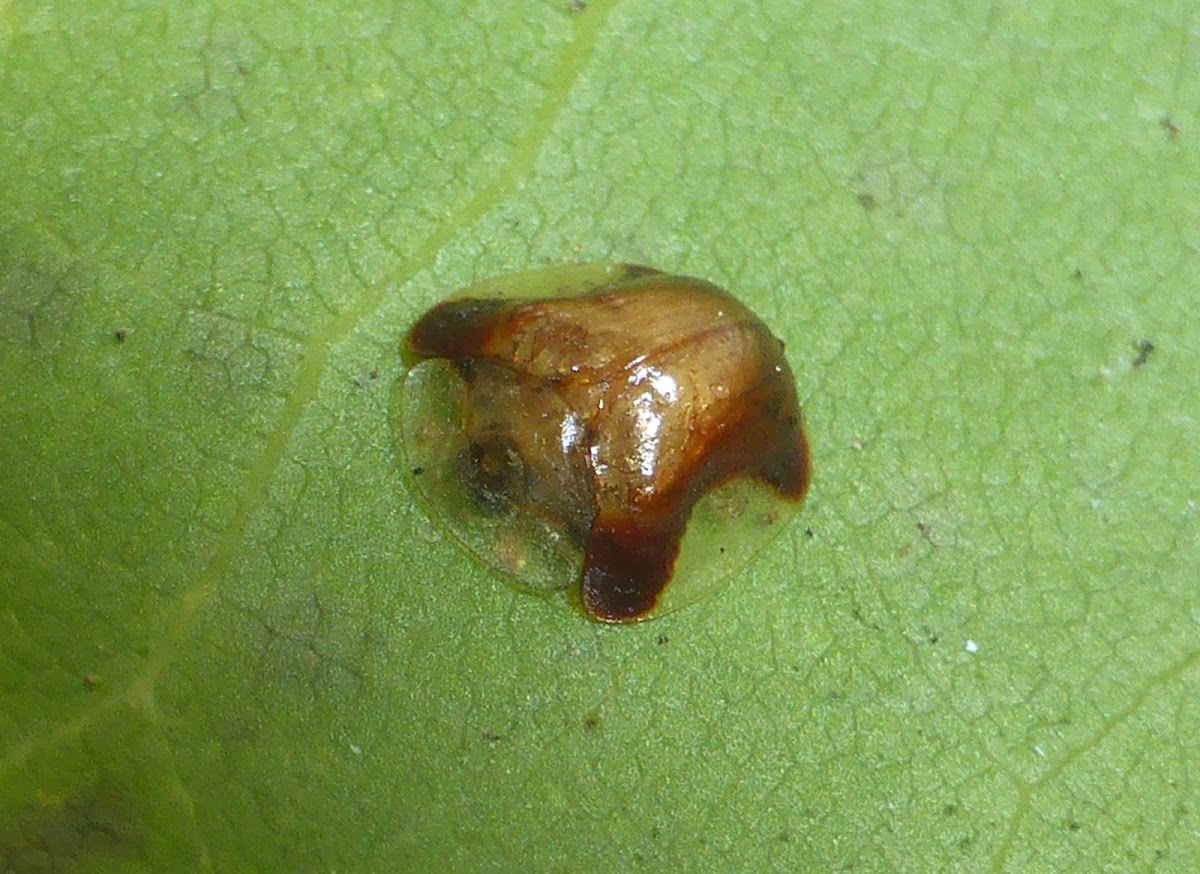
(2, 0, 1197, 870)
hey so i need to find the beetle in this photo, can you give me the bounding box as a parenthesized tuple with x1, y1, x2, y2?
(400, 263, 811, 622)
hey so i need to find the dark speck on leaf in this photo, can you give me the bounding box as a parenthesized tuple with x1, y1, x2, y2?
(656, 634, 669, 646)
(113, 329, 127, 342)
(1161, 116, 1180, 140)
(583, 711, 601, 732)
(411, 466, 425, 476)
(857, 192, 877, 210)
(1132, 339, 1155, 368)
(804, 527, 814, 538)
(1072, 268, 1084, 280)
(570, 0, 587, 11)
(482, 730, 503, 743)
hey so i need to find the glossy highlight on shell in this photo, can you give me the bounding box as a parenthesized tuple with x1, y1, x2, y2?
(400, 263, 811, 623)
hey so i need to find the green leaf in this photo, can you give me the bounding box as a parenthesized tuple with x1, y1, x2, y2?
(2, 0, 1197, 870)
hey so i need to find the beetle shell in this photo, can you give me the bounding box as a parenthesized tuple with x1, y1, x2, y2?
(400, 263, 811, 622)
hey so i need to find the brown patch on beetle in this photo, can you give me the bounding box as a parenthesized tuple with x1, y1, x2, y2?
(404, 265, 811, 622)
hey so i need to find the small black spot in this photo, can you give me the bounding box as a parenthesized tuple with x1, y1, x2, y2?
(113, 329, 127, 342)
(1071, 268, 1084, 280)
(718, 546, 726, 554)
(354, 369, 380, 388)
(458, 437, 527, 514)
(1068, 821, 1081, 832)
(1132, 338, 1155, 368)
(569, 0, 588, 12)
(857, 192, 877, 210)
(482, 730, 503, 743)
(656, 634, 669, 646)
(943, 803, 958, 816)
(804, 527, 814, 538)
(583, 711, 602, 732)
(411, 466, 425, 476)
